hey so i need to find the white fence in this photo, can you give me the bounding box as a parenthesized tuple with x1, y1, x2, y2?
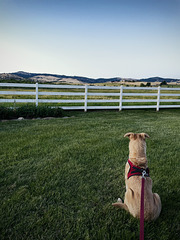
(0, 83, 180, 111)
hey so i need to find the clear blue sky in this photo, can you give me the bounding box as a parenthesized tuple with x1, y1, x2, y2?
(0, 0, 180, 79)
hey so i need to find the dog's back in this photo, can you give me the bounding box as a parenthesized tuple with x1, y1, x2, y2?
(112, 133, 161, 221)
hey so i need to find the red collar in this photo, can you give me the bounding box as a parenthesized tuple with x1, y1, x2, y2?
(127, 159, 150, 179)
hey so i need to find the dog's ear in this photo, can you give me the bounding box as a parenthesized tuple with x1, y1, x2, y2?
(140, 133, 150, 139)
(124, 132, 134, 139)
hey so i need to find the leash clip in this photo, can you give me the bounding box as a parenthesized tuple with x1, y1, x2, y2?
(142, 170, 146, 179)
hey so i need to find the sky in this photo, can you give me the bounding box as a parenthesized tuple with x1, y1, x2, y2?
(0, 0, 180, 79)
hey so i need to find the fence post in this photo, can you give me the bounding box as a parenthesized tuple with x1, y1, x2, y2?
(156, 86, 161, 111)
(119, 85, 123, 111)
(84, 84, 88, 112)
(36, 82, 39, 107)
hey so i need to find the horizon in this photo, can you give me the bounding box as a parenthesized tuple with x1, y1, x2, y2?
(1, 70, 180, 81)
(1, 0, 180, 79)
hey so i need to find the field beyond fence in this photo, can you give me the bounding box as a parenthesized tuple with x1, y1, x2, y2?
(0, 83, 180, 111)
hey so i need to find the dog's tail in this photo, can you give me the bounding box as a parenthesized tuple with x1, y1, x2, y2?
(112, 202, 129, 211)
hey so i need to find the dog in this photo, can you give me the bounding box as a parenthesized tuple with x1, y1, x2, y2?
(112, 132, 161, 221)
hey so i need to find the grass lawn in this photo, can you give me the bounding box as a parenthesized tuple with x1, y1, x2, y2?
(0, 109, 180, 240)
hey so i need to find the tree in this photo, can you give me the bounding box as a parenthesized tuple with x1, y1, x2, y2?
(160, 81, 167, 86)
(146, 82, 151, 87)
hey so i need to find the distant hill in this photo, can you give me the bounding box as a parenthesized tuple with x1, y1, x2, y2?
(0, 71, 179, 84)
(140, 77, 180, 83)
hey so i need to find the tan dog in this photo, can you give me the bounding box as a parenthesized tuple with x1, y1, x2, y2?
(112, 132, 161, 221)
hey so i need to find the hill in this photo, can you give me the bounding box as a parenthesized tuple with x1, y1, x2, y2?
(0, 71, 179, 84)
(140, 77, 179, 83)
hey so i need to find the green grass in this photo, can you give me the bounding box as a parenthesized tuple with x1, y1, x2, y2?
(0, 109, 180, 240)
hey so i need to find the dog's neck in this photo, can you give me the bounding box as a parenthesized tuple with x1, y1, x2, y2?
(129, 157, 148, 168)
(128, 139, 148, 168)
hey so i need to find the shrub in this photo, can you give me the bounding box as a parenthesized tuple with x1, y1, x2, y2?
(0, 106, 16, 119)
(16, 105, 37, 118)
(0, 105, 64, 120)
(36, 106, 64, 118)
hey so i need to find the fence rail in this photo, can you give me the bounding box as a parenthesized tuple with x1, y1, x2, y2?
(0, 83, 180, 111)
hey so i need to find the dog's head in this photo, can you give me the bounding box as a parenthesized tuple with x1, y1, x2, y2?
(124, 132, 150, 159)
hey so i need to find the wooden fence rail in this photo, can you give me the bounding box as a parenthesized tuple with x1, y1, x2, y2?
(0, 83, 180, 111)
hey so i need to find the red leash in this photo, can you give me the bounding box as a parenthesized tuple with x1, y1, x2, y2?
(140, 171, 146, 240)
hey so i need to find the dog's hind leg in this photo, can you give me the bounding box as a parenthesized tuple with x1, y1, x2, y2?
(152, 193, 162, 220)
